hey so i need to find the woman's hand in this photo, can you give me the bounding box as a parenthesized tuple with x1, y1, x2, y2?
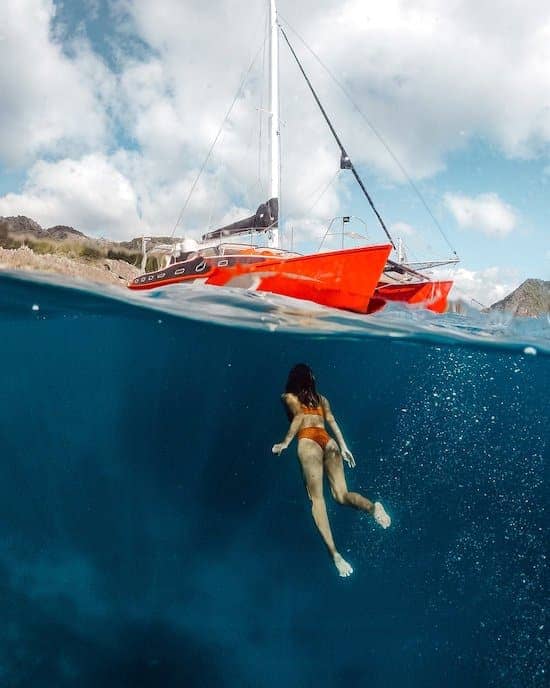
(272, 442, 288, 455)
(341, 447, 356, 468)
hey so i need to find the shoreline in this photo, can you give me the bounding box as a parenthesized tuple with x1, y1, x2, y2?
(0, 246, 139, 288)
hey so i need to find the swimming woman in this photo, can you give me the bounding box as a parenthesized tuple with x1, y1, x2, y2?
(272, 363, 391, 577)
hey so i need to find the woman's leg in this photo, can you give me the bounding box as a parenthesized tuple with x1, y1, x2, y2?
(297, 439, 353, 577)
(324, 441, 374, 513)
(325, 441, 391, 528)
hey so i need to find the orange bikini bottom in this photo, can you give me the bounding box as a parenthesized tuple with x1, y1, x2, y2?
(297, 427, 331, 450)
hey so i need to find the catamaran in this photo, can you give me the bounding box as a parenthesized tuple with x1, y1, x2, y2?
(129, 0, 457, 314)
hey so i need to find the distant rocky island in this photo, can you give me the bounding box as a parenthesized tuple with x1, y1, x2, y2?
(1, 215, 548, 315)
(485, 279, 549, 317)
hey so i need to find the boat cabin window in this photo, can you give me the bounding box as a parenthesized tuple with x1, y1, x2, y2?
(199, 247, 219, 257)
(172, 246, 218, 264)
(219, 243, 256, 256)
(170, 251, 193, 264)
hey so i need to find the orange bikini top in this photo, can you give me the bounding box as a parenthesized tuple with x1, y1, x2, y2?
(301, 404, 324, 417)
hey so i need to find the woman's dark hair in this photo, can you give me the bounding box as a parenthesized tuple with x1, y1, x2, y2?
(283, 364, 320, 419)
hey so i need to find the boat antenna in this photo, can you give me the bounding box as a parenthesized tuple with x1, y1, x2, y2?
(279, 26, 396, 250)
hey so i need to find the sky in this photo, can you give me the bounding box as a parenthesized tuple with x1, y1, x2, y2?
(0, 0, 549, 305)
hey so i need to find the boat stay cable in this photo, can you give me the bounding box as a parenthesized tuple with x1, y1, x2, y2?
(279, 15, 458, 260)
(304, 167, 341, 217)
(279, 25, 396, 250)
(170, 41, 265, 239)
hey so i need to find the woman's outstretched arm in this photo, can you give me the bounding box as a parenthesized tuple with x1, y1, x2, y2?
(272, 394, 303, 455)
(321, 396, 356, 467)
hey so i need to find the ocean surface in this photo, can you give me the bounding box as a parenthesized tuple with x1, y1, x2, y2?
(0, 271, 548, 688)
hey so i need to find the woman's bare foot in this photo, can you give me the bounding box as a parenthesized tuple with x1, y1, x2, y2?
(373, 501, 391, 528)
(333, 552, 353, 577)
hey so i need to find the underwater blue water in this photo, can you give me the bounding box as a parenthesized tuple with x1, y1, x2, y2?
(0, 272, 547, 687)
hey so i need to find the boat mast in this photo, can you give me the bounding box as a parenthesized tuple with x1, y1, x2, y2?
(268, 0, 280, 248)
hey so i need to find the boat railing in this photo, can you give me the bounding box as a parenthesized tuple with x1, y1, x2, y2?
(383, 257, 460, 283)
(316, 216, 368, 253)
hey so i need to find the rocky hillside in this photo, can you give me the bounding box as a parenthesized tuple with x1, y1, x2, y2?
(3, 215, 86, 240)
(487, 279, 550, 317)
(0, 245, 139, 286)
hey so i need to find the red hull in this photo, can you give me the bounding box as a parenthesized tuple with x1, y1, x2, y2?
(128, 244, 453, 315)
(367, 280, 453, 314)
(205, 244, 392, 313)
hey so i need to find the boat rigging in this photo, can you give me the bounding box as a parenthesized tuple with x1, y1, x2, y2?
(129, 0, 456, 315)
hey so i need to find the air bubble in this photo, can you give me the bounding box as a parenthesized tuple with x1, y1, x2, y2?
(523, 346, 537, 356)
(31, 304, 39, 311)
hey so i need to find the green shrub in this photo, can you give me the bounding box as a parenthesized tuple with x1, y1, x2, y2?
(106, 248, 142, 265)
(27, 239, 55, 255)
(80, 244, 103, 260)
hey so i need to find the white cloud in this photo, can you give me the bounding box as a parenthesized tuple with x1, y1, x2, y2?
(111, 0, 550, 234)
(444, 192, 518, 237)
(0, 155, 143, 239)
(286, 0, 550, 176)
(1, 0, 550, 243)
(434, 265, 521, 307)
(111, 0, 346, 233)
(0, 0, 114, 167)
